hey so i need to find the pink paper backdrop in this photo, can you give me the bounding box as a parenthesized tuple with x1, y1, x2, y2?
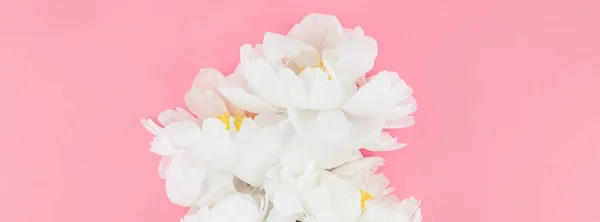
(1, 0, 599, 221)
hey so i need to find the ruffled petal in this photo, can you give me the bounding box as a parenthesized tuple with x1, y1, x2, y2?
(273, 184, 305, 216)
(192, 171, 236, 208)
(287, 13, 344, 50)
(363, 132, 407, 151)
(242, 57, 289, 108)
(185, 88, 227, 121)
(164, 155, 208, 207)
(342, 71, 409, 116)
(157, 107, 195, 126)
(384, 116, 415, 129)
(209, 193, 262, 222)
(263, 32, 319, 66)
(191, 68, 225, 89)
(330, 27, 378, 86)
(298, 67, 345, 110)
(218, 87, 279, 114)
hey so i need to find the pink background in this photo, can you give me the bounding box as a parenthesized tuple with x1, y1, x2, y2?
(1, 0, 599, 221)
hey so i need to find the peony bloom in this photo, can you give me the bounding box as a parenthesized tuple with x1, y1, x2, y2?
(219, 13, 416, 148)
(142, 13, 423, 222)
(142, 68, 286, 207)
(333, 157, 422, 222)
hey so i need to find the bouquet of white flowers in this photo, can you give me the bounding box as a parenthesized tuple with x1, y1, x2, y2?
(142, 13, 421, 222)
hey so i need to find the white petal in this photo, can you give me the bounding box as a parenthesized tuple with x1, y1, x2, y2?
(164, 155, 207, 207)
(384, 116, 415, 129)
(240, 44, 263, 63)
(141, 119, 161, 135)
(263, 32, 319, 66)
(157, 156, 172, 179)
(200, 117, 228, 134)
(302, 216, 319, 222)
(299, 68, 345, 110)
(321, 178, 362, 221)
(384, 96, 417, 122)
(287, 108, 350, 143)
(185, 88, 227, 120)
(386, 104, 416, 121)
(273, 184, 305, 216)
(188, 118, 236, 170)
(343, 150, 364, 163)
(149, 135, 175, 156)
(363, 132, 407, 151)
(180, 207, 211, 222)
(389, 81, 413, 106)
(332, 27, 378, 85)
(278, 68, 308, 109)
(280, 137, 356, 175)
(342, 71, 403, 116)
(366, 173, 392, 197)
(396, 197, 421, 215)
(210, 193, 261, 222)
(163, 121, 202, 149)
(219, 67, 247, 88)
(191, 68, 225, 89)
(287, 13, 344, 50)
(253, 113, 288, 126)
(361, 200, 394, 222)
(235, 118, 261, 141)
(192, 171, 236, 207)
(157, 108, 195, 126)
(234, 124, 284, 186)
(243, 58, 288, 108)
(332, 157, 385, 176)
(266, 210, 297, 222)
(412, 208, 423, 222)
(218, 87, 279, 114)
(346, 114, 387, 144)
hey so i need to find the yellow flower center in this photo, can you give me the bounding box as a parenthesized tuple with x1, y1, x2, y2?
(360, 189, 375, 212)
(297, 60, 332, 81)
(215, 111, 246, 131)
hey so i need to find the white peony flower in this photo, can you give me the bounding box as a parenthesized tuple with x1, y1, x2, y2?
(219, 13, 416, 147)
(333, 157, 422, 222)
(142, 13, 423, 222)
(185, 68, 248, 123)
(181, 193, 265, 222)
(141, 117, 237, 207)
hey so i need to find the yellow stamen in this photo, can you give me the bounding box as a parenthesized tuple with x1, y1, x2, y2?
(215, 111, 246, 131)
(360, 189, 375, 212)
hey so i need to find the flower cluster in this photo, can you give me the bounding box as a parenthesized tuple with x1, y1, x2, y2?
(142, 13, 420, 222)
